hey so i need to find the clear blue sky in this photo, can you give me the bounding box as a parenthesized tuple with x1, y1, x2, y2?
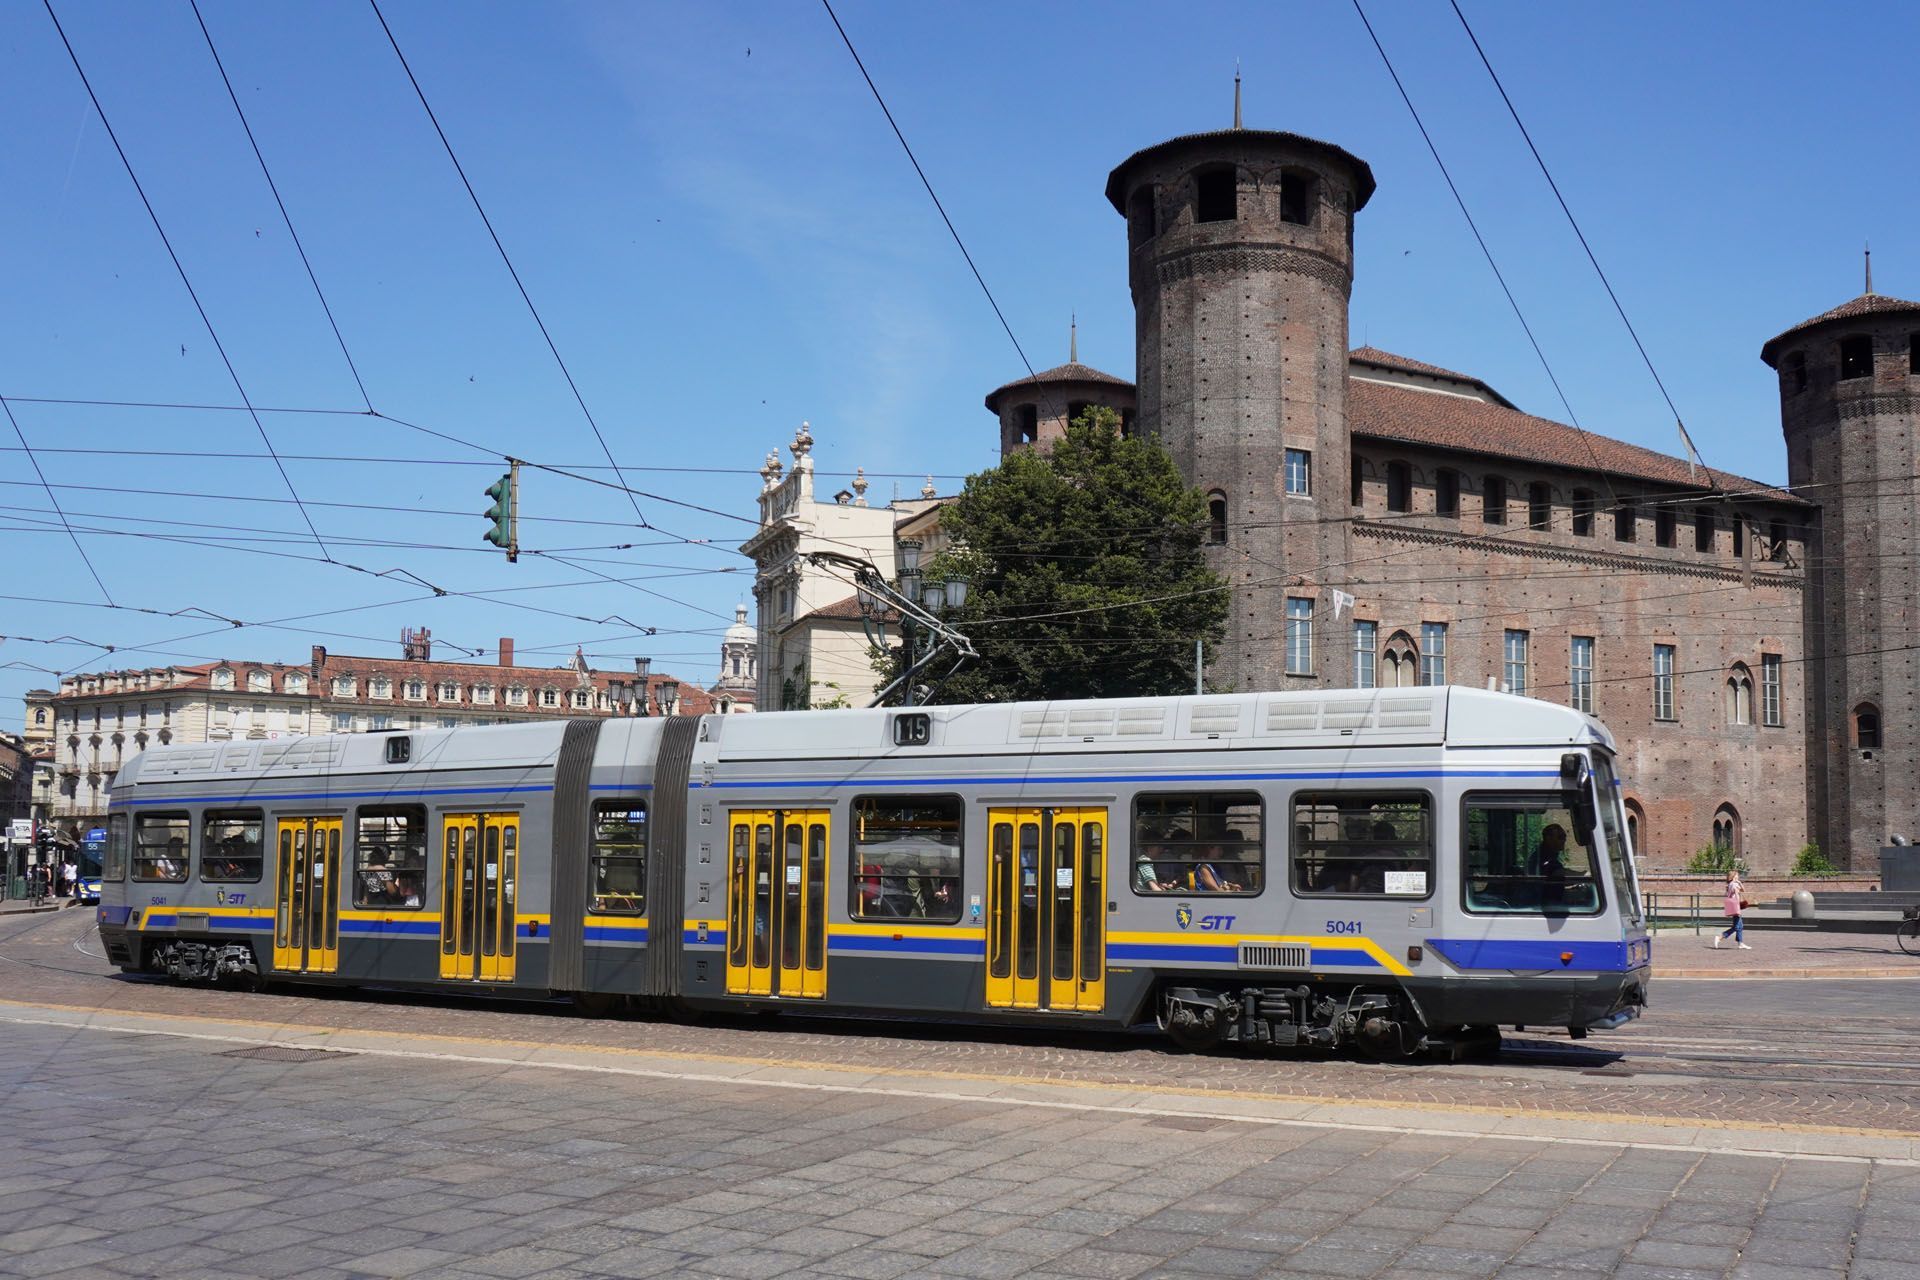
(4, 1, 1915, 720)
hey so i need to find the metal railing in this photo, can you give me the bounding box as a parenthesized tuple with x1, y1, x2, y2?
(1643, 892, 1717, 934)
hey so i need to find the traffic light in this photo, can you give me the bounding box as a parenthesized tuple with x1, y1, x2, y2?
(482, 462, 519, 562)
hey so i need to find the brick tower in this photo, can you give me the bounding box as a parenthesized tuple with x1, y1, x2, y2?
(1106, 114, 1374, 692)
(1763, 285, 1920, 869)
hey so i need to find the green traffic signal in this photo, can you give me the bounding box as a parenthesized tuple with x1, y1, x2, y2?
(482, 471, 517, 557)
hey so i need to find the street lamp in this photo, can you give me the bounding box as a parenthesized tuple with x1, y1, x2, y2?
(657, 679, 679, 717)
(889, 543, 970, 709)
(802, 549, 977, 708)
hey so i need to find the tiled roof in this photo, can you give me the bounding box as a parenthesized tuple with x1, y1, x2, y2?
(1760, 293, 1920, 366)
(1349, 346, 1514, 408)
(1105, 128, 1376, 212)
(803, 594, 892, 623)
(1348, 376, 1803, 504)
(984, 362, 1136, 412)
(313, 653, 716, 715)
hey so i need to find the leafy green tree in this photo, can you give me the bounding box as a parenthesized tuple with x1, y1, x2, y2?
(878, 407, 1229, 704)
(1684, 844, 1746, 876)
(1789, 841, 1836, 877)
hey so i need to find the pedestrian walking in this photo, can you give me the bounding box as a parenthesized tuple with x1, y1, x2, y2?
(1713, 868, 1752, 950)
(61, 858, 77, 900)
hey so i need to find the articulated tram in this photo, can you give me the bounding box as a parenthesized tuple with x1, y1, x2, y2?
(99, 687, 1649, 1055)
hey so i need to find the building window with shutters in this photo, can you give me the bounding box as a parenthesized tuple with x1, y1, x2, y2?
(1419, 622, 1447, 687)
(1653, 645, 1676, 721)
(1285, 598, 1314, 675)
(1353, 621, 1376, 689)
(1570, 636, 1594, 714)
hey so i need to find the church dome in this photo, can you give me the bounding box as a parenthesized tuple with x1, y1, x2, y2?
(724, 603, 753, 646)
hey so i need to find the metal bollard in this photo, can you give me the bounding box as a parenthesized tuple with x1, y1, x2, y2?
(1791, 889, 1816, 922)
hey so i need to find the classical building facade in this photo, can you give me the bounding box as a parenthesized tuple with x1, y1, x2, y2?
(23, 632, 720, 837)
(959, 117, 1914, 872)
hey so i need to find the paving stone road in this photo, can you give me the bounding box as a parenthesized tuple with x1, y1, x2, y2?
(3, 1018, 1916, 1280)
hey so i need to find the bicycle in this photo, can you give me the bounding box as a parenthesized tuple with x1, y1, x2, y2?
(1899, 906, 1920, 957)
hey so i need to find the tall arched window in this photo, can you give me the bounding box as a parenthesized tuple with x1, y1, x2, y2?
(1194, 167, 1237, 223)
(1382, 630, 1417, 688)
(1855, 702, 1882, 751)
(1279, 167, 1317, 226)
(1711, 804, 1740, 854)
(1206, 492, 1228, 545)
(1725, 664, 1753, 726)
(1385, 461, 1411, 513)
(1623, 798, 1646, 856)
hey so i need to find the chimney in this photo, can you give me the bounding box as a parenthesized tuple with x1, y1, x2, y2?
(311, 645, 327, 670)
(498, 638, 515, 668)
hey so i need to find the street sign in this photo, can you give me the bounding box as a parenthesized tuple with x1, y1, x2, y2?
(7, 819, 31, 842)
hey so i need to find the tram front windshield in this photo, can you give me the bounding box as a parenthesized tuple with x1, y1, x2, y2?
(1591, 753, 1641, 922)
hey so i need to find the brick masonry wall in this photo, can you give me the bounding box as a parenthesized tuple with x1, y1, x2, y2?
(1779, 319, 1920, 869)
(1344, 445, 1808, 872)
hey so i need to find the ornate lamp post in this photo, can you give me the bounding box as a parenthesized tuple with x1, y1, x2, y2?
(808, 547, 973, 708)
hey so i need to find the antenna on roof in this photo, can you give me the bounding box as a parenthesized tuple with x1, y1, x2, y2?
(1069, 313, 1077, 364)
(1233, 61, 1242, 129)
(1865, 241, 1874, 296)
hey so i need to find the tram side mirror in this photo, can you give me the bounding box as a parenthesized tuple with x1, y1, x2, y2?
(1560, 752, 1597, 849)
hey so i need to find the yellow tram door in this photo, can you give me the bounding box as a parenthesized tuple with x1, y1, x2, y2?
(987, 807, 1105, 1012)
(439, 813, 520, 982)
(725, 809, 828, 999)
(271, 817, 341, 974)
(986, 808, 1043, 1009)
(1048, 808, 1106, 1013)
(778, 810, 829, 999)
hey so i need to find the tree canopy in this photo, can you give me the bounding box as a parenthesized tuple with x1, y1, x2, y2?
(882, 407, 1229, 704)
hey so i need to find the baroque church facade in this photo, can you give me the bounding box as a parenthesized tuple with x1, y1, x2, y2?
(975, 121, 1918, 873)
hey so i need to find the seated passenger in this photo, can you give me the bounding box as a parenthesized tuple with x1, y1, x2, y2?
(1194, 845, 1242, 893)
(394, 872, 423, 909)
(1134, 857, 1174, 893)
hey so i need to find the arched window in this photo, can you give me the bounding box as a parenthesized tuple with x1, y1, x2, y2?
(1385, 461, 1411, 513)
(1014, 404, 1038, 445)
(1527, 481, 1551, 530)
(1725, 664, 1753, 726)
(1571, 489, 1595, 536)
(1206, 492, 1228, 545)
(1279, 167, 1317, 226)
(1482, 475, 1506, 525)
(1840, 335, 1873, 380)
(1383, 631, 1418, 688)
(1711, 804, 1740, 854)
(1623, 797, 1645, 855)
(1066, 400, 1091, 427)
(1435, 469, 1459, 518)
(1194, 166, 1237, 223)
(33, 708, 46, 725)
(1855, 703, 1882, 751)
(1127, 185, 1157, 247)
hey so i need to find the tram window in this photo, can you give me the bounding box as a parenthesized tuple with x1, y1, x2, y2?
(1462, 793, 1603, 916)
(1132, 792, 1263, 895)
(850, 795, 962, 922)
(1290, 793, 1431, 897)
(590, 801, 648, 915)
(132, 813, 191, 882)
(105, 813, 129, 881)
(353, 805, 428, 909)
(200, 811, 264, 882)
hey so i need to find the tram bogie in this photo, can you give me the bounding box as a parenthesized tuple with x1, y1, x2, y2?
(99, 687, 1651, 1054)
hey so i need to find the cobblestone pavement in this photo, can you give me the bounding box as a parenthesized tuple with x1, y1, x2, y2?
(3, 911, 1917, 1141)
(1651, 925, 1917, 979)
(2, 1017, 1915, 1280)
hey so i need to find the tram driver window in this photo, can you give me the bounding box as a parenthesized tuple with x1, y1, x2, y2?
(132, 814, 190, 882)
(591, 801, 648, 914)
(1462, 794, 1603, 915)
(1290, 793, 1432, 897)
(353, 806, 429, 909)
(850, 795, 962, 922)
(105, 813, 129, 881)
(1132, 792, 1264, 895)
(200, 811, 264, 882)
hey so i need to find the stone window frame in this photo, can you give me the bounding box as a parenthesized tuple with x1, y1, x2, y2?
(1652, 645, 1676, 721)
(1725, 663, 1754, 727)
(1854, 702, 1882, 752)
(1760, 654, 1783, 728)
(1711, 803, 1741, 855)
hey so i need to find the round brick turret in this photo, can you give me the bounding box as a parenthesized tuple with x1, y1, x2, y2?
(1107, 128, 1374, 692)
(1764, 291, 1920, 868)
